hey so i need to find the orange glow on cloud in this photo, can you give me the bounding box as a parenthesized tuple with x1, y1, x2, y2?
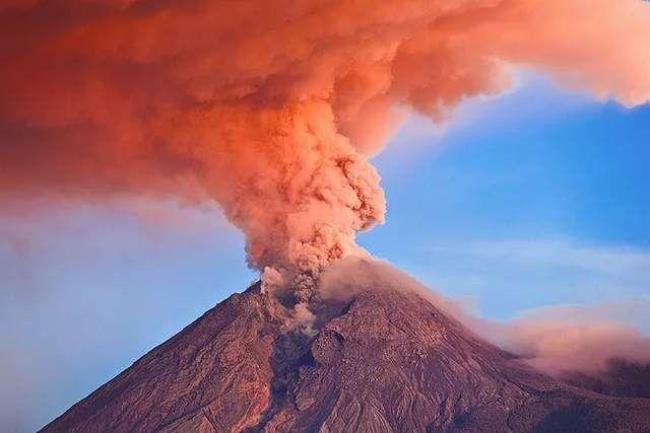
(1, 0, 649, 281)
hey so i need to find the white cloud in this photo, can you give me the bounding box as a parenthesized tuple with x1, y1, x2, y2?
(407, 237, 650, 330)
(450, 238, 650, 280)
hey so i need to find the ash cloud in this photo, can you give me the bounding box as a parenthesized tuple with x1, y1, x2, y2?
(321, 257, 650, 377)
(495, 304, 650, 376)
(2, 0, 650, 283)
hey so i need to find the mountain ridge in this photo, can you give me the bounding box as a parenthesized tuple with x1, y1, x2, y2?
(40, 269, 650, 433)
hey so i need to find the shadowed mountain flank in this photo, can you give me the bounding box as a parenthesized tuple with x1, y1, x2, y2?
(563, 359, 650, 399)
(41, 279, 650, 433)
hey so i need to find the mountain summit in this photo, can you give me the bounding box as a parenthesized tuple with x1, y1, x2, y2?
(41, 262, 650, 433)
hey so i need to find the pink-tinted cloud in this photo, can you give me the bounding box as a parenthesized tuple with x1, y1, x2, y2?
(1, 0, 650, 283)
(498, 313, 650, 375)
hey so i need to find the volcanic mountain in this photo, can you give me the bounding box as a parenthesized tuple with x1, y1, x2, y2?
(41, 261, 650, 433)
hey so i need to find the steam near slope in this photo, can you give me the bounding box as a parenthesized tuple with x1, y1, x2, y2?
(1, 0, 650, 282)
(321, 257, 650, 378)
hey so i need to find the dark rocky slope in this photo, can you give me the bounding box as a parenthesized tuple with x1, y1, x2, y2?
(41, 278, 650, 433)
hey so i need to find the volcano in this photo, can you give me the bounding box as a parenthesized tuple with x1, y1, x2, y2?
(40, 262, 650, 433)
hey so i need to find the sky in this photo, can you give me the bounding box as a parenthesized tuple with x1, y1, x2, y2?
(1, 71, 649, 432)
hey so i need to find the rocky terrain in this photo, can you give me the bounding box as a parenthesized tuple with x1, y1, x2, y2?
(41, 270, 650, 432)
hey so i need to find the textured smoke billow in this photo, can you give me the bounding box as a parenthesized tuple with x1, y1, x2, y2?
(2, 0, 650, 287)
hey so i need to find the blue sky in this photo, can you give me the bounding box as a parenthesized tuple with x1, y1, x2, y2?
(362, 71, 650, 319)
(1, 72, 649, 432)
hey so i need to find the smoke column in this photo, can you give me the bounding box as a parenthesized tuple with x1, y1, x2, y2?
(1, 0, 650, 285)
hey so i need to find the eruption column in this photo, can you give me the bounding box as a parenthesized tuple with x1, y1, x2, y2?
(1, 0, 650, 289)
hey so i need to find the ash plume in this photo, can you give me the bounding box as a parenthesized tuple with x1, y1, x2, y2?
(2, 0, 650, 285)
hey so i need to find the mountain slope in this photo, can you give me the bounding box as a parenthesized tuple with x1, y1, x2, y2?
(41, 274, 650, 433)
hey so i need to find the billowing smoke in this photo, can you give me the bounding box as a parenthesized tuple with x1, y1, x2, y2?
(2, 0, 650, 284)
